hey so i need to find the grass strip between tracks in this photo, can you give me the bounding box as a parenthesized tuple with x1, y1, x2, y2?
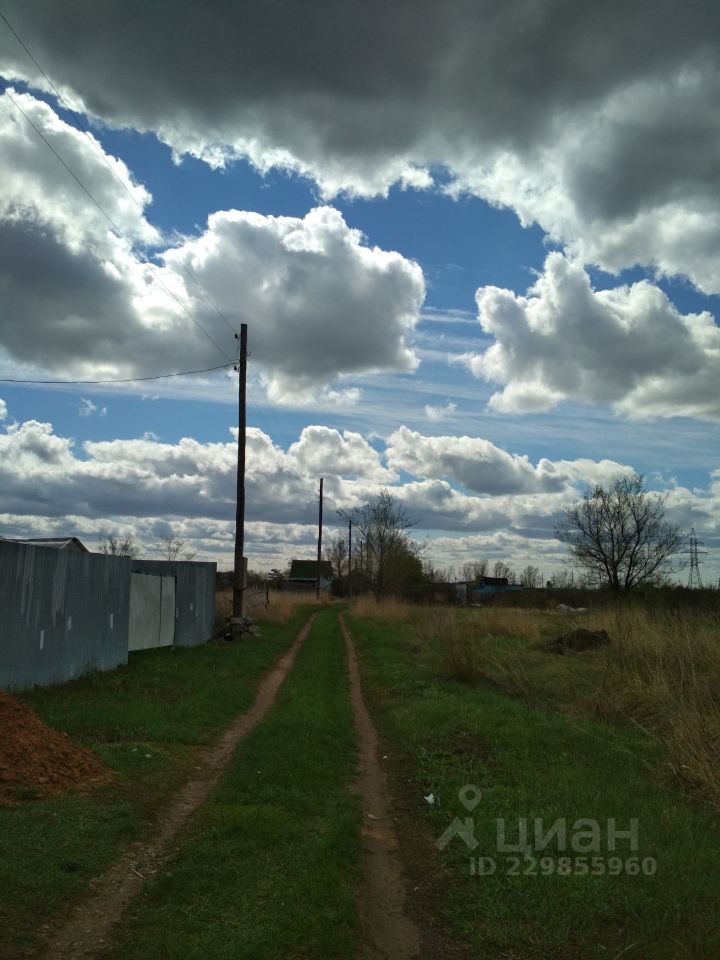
(105, 608, 361, 960)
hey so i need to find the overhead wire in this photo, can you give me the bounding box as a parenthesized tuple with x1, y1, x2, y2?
(245, 380, 278, 442)
(0, 363, 234, 385)
(0, 9, 239, 340)
(0, 74, 234, 364)
(247, 360, 297, 451)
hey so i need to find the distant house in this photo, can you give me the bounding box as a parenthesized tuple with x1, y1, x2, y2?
(450, 575, 523, 605)
(3, 536, 89, 553)
(471, 575, 522, 599)
(288, 559, 334, 590)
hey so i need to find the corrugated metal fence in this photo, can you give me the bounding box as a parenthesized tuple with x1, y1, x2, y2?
(131, 558, 216, 646)
(0, 541, 216, 691)
(0, 541, 131, 690)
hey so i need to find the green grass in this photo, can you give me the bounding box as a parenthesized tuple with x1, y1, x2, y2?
(0, 610, 308, 956)
(349, 613, 720, 960)
(104, 608, 361, 960)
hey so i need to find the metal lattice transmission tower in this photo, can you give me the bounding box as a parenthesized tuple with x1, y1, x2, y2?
(685, 528, 707, 588)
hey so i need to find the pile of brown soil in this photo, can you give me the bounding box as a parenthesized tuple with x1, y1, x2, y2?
(0, 693, 109, 803)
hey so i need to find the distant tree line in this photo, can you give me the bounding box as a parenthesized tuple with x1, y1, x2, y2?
(257, 474, 699, 602)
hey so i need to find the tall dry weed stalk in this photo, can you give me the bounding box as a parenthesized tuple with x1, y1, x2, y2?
(422, 609, 485, 684)
(469, 607, 543, 642)
(350, 596, 423, 624)
(582, 605, 720, 806)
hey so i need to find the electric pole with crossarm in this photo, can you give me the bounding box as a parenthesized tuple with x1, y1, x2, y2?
(233, 323, 248, 618)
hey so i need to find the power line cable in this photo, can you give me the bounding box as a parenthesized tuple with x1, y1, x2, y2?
(246, 381, 278, 441)
(0, 78, 234, 364)
(0, 362, 233, 385)
(0, 9, 239, 340)
(247, 360, 296, 451)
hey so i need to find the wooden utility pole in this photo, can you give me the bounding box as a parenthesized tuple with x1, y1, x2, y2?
(347, 515, 352, 600)
(316, 477, 324, 599)
(233, 323, 248, 618)
(338, 508, 354, 600)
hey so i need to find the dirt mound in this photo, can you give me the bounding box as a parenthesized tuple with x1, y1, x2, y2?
(0, 693, 108, 803)
(546, 628, 611, 654)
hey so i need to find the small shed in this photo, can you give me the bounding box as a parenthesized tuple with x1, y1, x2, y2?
(5, 537, 89, 553)
(288, 559, 334, 590)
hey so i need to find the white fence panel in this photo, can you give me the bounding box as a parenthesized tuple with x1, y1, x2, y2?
(129, 573, 176, 651)
(159, 576, 175, 647)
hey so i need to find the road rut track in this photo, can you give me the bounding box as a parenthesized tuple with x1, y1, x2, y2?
(341, 612, 421, 960)
(37, 614, 317, 960)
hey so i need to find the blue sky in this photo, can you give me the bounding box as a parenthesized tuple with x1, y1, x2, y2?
(1, 1, 718, 581)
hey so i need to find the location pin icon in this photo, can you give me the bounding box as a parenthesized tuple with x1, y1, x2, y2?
(458, 784, 482, 811)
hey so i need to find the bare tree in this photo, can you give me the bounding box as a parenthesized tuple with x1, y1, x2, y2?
(547, 570, 574, 589)
(326, 535, 348, 580)
(555, 474, 683, 592)
(443, 564, 457, 583)
(357, 489, 421, 599)
(461, 559, 488, 582)
(97, 534, 137, 558)
(492, 560, 512, 580)
(520, 564, 540, 588)
(159, 536, 197, 562)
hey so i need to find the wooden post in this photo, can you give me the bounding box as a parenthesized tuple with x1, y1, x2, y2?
(233, 323, 248, 618)
(347, 516, 352, 600)
(337, 508, 354, 599)
(316, 477, 324, 599)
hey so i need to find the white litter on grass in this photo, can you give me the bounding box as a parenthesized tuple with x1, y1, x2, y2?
(424, 793, 436, 805)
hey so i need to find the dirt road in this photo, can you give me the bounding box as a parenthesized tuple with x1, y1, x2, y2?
(40, 615, 316, 960)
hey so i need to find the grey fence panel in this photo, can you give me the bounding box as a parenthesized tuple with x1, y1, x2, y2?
(159, 577, 176, 647)
(128, 572, 162, 651)
(0, 541, 131, 690)
(131, 559, 216, 647)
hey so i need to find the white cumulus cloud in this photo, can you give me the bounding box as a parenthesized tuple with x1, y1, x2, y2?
(0, 405, 717, 572)
(385, 426, 632, 496)
(79, 398, 106, 417)
(424, 401, 457, 422)
(0, 93, 424, 396)
(464, 254, 720, 419)
(167, 205, 424, 400)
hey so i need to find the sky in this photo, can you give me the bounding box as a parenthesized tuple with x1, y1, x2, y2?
(0, 0, 718, 582)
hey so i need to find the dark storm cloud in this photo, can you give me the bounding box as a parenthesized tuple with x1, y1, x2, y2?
(2, 0, 720, 290)
(0, 91, 424, 390)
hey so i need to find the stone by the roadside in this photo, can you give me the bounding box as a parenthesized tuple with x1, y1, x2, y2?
(227, 616, 259, 639)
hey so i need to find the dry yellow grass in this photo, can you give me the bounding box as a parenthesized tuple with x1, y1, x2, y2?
(465, 606, 543, 641)
(259, 590, 331, 623)
(351, 597, 720, 806)
(216, 588, 330, 626)
(583, 607, 720, 806)
(349, 596, 423, 624)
